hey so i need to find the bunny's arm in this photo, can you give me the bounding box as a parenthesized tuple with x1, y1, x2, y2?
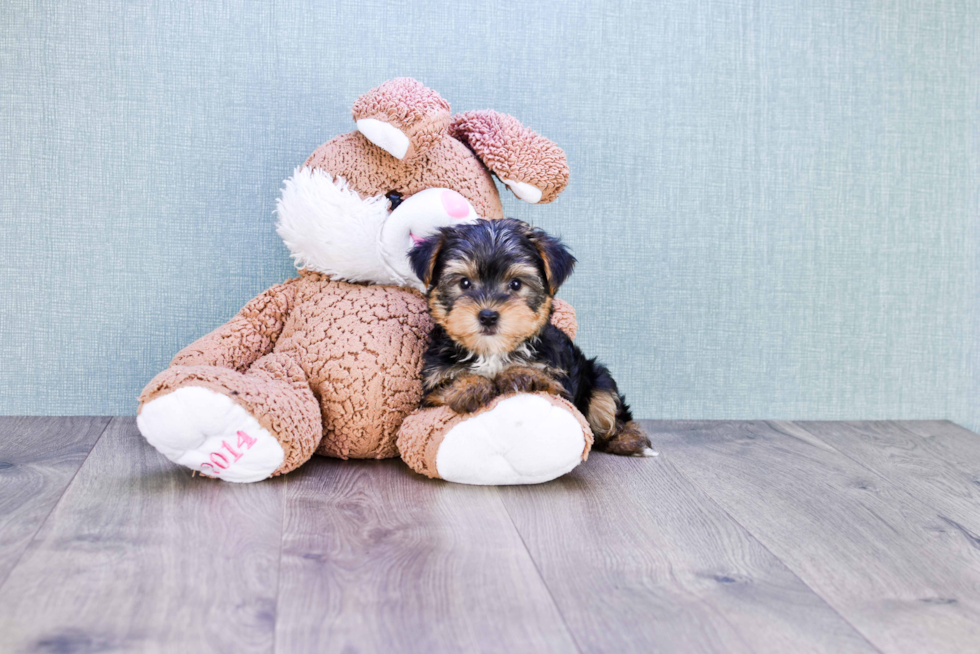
(550, 298, 578, 340)
(169, 280, 298, 372)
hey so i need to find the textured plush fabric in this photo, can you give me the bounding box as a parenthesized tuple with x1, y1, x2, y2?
(139, 355, 321, 476)
(352, 78, 452, 160)
(449, 111, 569, 203)
(305, 80, 568, 220)
(140, 272, 580, 465)
(1, 1, 978, 434)
(137, 77, 581, 477)
(397, 391, 593, 480)
(549, 299, 577, 342)
(142, 275, 434, 460)
(304, 131, 506, 220)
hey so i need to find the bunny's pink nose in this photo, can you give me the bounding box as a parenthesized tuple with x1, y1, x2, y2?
(441, 190, 470, 218)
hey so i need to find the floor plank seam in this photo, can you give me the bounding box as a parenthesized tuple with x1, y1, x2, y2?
(496, 490, 585, 654)
(888, 420, 973, 448)
(785, 421, 970, 528)
(271, 475, 288, 654)
(653, 444, 887, 654)
(0, 416, 113, 593)
(9, 420, 974, 652)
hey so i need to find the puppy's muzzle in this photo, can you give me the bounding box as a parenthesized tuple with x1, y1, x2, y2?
(477, 309, 500, 328)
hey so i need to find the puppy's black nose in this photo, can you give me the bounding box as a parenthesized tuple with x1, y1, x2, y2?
(478, 309, 499, 327)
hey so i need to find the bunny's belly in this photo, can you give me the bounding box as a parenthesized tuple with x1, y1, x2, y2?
(274, 275, 433, 459)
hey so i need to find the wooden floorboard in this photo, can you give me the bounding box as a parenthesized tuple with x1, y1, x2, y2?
(0, 417, 285, 654)
(2, 418, 978, 653)
(643, 420, 980, 654)
(274, 456, 579, 654)
(791, 420, 980, 534)
(498, 451, 879, 654)
(0, 416, 110, 586)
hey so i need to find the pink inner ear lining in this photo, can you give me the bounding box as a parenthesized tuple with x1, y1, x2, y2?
(441, 190, 470, 218)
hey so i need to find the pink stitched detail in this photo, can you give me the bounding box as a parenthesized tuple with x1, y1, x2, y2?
(197, 430, 259, 476)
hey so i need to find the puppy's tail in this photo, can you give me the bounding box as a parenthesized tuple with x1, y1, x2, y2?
(586, 385, 657, 458)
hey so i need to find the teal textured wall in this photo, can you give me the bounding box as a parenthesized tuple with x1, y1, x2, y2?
(1, 1, 977, 430)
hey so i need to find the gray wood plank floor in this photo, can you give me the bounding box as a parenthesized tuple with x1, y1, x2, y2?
(0, 416, 109, 587)
(1, 418, 979, 654)
(275, 456, 577, 654)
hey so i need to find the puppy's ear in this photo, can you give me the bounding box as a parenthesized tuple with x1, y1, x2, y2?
(408, 233, 444, 288)
(527, 228, 576, 294)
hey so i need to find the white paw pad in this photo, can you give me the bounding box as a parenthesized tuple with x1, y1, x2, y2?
(436, 395, 587, 485)
(137, 386, 284, 483)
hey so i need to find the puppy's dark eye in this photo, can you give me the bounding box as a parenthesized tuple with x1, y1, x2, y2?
(508, 279, 522, 291)
(459, 278, 472, 290)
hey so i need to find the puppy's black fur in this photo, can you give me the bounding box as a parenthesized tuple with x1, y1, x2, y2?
(409, 218, 653, 457)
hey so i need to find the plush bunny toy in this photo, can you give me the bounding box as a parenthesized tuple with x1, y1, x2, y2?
(137, 78, 593, 484)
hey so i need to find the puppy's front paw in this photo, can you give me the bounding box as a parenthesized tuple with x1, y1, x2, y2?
(426, 375, 498, 414)
(447, 375, 498, 413)
(495, 366, 565, 396)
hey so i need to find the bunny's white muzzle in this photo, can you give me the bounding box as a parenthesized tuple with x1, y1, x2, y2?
(276, 167, 479, 289)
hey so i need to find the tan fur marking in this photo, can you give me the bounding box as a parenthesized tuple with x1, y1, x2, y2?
(493, 297, 544, 352)
(428, 292, 449, 324)
(525, 234, 560, 295)
(443, 296, 486, 352)
(540, 258, 557, 294)
(587, 389, 619, 438)
(504, 262, 541, 284)
(421, 238, 443, 287)
(442, 259, 479, 281)
(434, 295, 551, 357)
(494, 366, 565, 396)
(425, 374, 498, 414)
(422, 364, 456, 391)
(529, 296, 553, 333)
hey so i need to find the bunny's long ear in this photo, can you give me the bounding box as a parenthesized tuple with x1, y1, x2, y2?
(449, 110, 569, 204)
(353, 78, 451, 161)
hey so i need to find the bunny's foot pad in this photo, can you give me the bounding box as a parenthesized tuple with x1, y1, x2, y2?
(398, 393, 593, 485)
(137, 386, 284, 483)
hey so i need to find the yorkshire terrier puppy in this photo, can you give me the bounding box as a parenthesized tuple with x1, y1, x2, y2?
(409, 218, 654, 457)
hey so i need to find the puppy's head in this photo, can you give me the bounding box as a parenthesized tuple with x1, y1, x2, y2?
(409, 218, 575, 356)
